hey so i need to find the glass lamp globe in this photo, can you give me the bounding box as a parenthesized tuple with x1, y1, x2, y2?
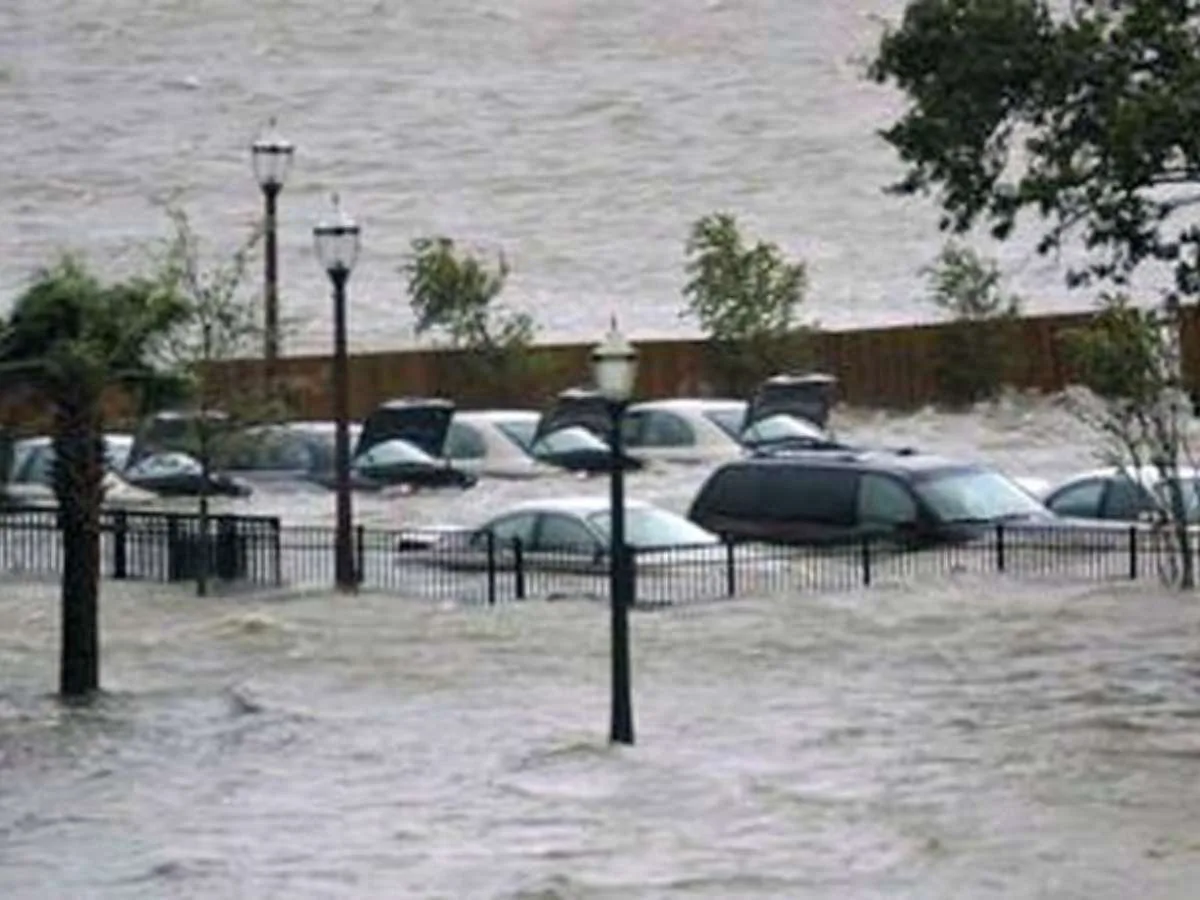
(591, 317, 638, 402)
(251, 118, 294, 190)
(313, 194, 361, 275)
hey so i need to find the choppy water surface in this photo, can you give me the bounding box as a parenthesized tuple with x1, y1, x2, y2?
(0, 0, 1119, 353)
(3, 578, 1200, 898)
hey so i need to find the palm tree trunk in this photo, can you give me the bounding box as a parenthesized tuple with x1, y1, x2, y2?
(54, 393, 104, 698)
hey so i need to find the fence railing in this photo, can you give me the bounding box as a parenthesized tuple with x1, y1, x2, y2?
(0, 509, 1185, 603)
(279, 521, 1173, 606)
(0, 505, 283, 587)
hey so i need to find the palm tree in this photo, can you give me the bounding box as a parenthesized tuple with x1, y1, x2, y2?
(0, 257, 187, 698)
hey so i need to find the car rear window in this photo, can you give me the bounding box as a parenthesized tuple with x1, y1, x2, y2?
(694, 463, 859, 526)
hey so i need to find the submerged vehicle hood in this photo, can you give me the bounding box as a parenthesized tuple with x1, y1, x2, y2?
(356, 398, 454, 460)
(744, 373, 838, 431)
(533, 388, 614, 445)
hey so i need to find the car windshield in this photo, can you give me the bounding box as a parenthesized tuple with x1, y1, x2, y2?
(741, 413, 827, 446)
(704, 406, 748, 441)
(587, 507, 719, 548)
(915, 468, 1049, 523)
(493, 419, 539, 455)
(355, 438, 436, 468)
(532, 426, 609, 456)
(1151, 477, 1200, 521)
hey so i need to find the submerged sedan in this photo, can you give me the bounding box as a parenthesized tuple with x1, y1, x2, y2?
(398, 497, 721, 574)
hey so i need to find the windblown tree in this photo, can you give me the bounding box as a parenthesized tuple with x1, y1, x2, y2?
(1064, 294, 1195, 587)
(155, 206, 268, 597)
(923, 242, 1024, 405)
(681, 213, 811, 394)
(0, 257, 187, 697)
(402, 236, 539, 403)
(869, 0, 1200, 298)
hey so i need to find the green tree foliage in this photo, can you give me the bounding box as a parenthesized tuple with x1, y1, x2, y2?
(923, 242, 1023, 405)
(681, 213, 811, 394)
(0, 257, 188, 695)
(1063, 294, 1195, 587)
(402, 236, 539, 403)
(869, 0, 1200, 297)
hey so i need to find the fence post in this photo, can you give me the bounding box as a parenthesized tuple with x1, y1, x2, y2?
(272, 518, 283, 587)
(355, 524, 366, 586)
(860, 536, 872, 587)
(996, 523, 1006, 573)
(486, 530, 497, 606)
(166, 514, 181, 582)
(112, 510, 128, 580)
(724, 537, 736, 598)
(1129, 525, 1139, 581)
(513, 537, 526, 600)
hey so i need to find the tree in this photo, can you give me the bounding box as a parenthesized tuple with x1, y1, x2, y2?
(402, 236, 539, 403)
(681, 213, 811, 394)
(923, 242, 1023, 405)
(154, 207, 270, 597)
(869, 0, 1200, 299)
(1063, 293, 1195, 587)
(0, 257, 187, 697)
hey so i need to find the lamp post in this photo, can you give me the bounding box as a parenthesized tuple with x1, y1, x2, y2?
(591, 317, 639, 745)
(251, 118, 294, 388)
(313, 194, 361, 592)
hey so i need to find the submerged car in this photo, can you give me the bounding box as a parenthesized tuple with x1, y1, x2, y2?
(4, 435, 158, 507)
(1041, 466, 1200, 523)
(400, 496, 721, 574)
(125, 410, 253, 498)
(688, 447, 1059, 547)
(350, 399, 477, 490)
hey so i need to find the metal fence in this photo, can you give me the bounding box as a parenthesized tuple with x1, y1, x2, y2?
(0, 508, 1187, 604)
(278, 521, 1176, 606)
(0, 506, 282, 587)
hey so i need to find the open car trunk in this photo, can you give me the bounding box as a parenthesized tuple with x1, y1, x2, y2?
(532, 388, 643, 474)
(743, 373, 838, 431)
(356, 398, 455, 459)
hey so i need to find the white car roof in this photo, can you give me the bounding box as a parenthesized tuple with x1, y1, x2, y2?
(629, 398, 745, 414)
(497, 496, 655, 517)
(455, 409, 541, 424)
(1058, 465, 1200, 487)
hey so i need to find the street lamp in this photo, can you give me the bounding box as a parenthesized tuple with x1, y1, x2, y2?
(591, 317, 639, 745)
(313, 194, 361, 592)
(251, 118, 294, 386)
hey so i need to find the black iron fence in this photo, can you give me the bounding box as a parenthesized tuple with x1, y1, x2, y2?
(279, 520, 1177, 606)
(0, 508, 1187, 603)
(0, 506, 282, 587)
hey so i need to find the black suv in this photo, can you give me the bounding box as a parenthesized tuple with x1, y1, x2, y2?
(687, 449, 1055, 547)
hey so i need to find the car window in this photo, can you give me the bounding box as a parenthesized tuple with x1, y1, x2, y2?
(15, 446, 53, 485)
(494, 419, 538, 454)
(445, 421, 487, 460)
(693, 465, 767, 519)
(772, 467, 859, 525)
(704, 406, 748, 440)
(914, 468, 1049, 522)
(635, 412, 695, 448)
(742, 414, 827, 447)
(857, 473, 918, 525)
(471, 512, 538, 550)
(534, 514, 598, 552)
(355, 439, 434, 468)
(1102, 477, 1155, 520)
(589, 507, 719, 548)
(1046, 478, 1106, 519)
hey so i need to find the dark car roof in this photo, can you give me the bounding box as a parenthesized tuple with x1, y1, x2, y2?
(724, 448, 971, 478)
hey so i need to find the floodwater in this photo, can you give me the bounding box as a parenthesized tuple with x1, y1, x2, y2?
(0, 0, 1133, 353)
(3, 577, 1200, 898)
